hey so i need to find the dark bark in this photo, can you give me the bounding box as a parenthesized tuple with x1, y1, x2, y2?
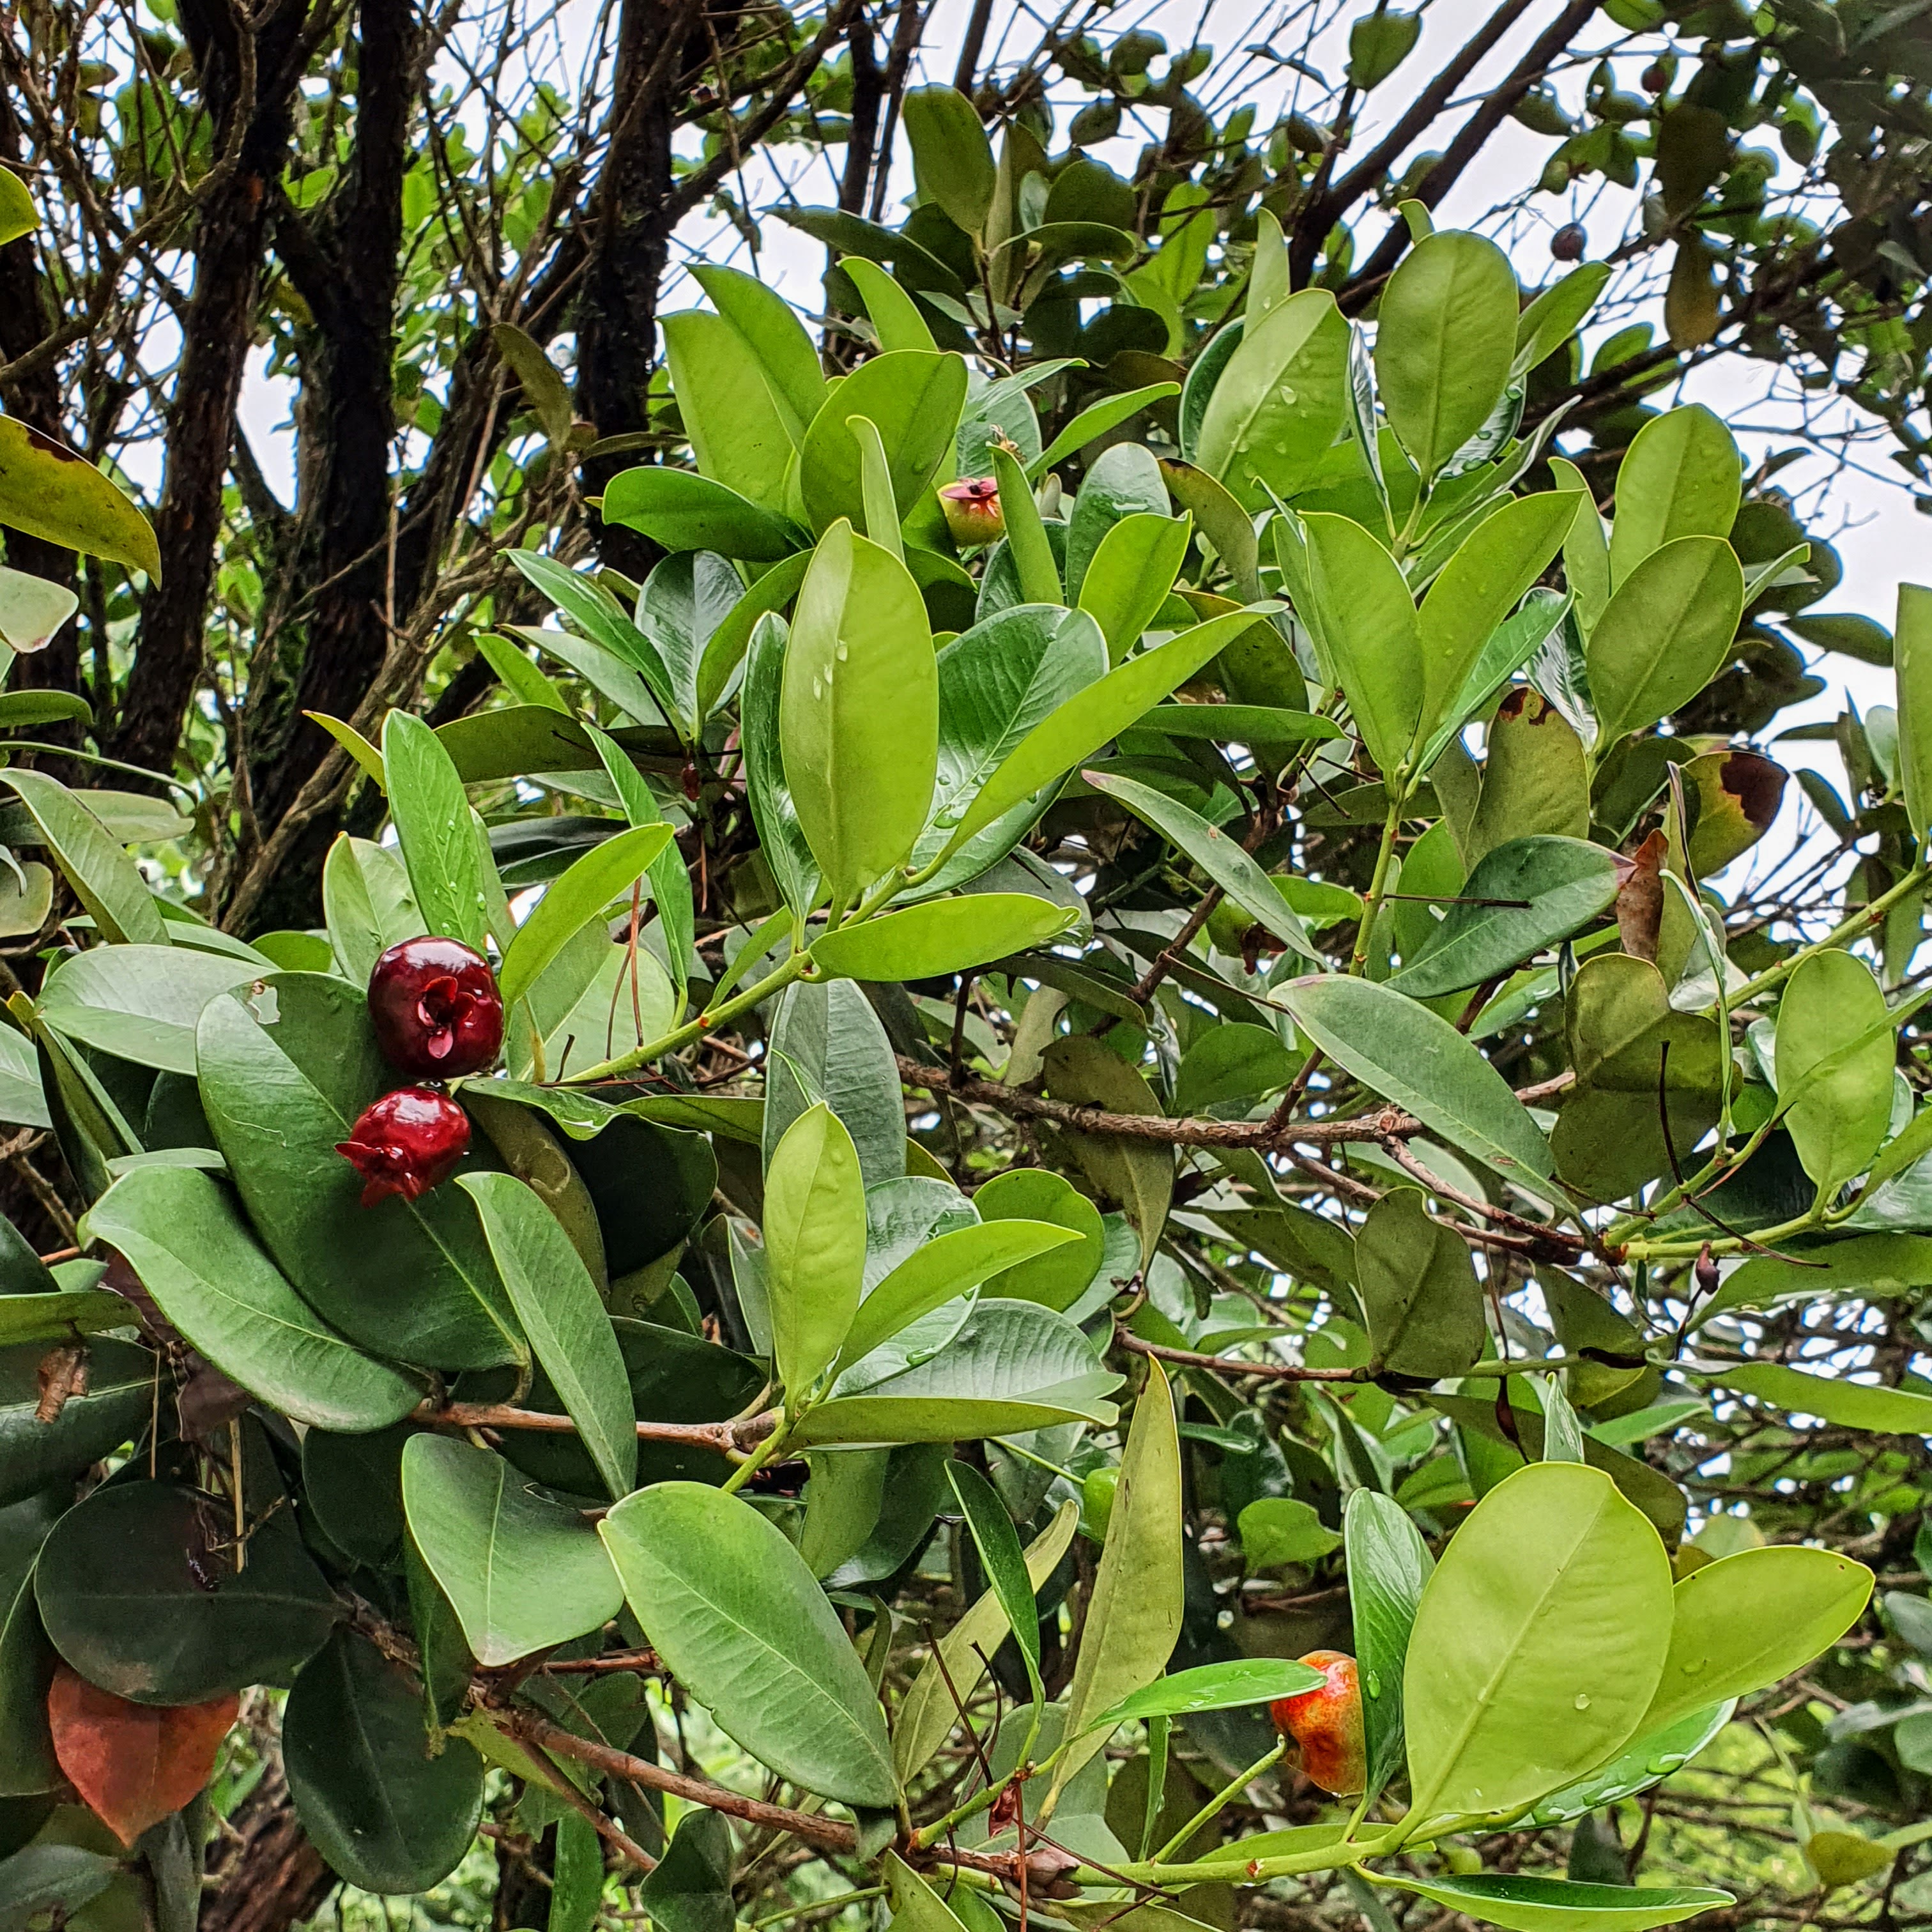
(198, 1761, 335, 1932)
(111, 0, 314, 776)
(246, 0, 424, 841)
(0, 100, 84, 752)
(574, 0, 695, 580)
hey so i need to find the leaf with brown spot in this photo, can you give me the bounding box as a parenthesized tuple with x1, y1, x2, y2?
(48, 1663, 237, 1846)
(1615, 828, 1667, 963)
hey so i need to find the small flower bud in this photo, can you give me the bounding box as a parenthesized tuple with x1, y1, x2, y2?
(939, 477, 1004, 547)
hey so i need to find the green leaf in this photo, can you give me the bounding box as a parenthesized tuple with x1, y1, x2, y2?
(599, 1481, 898, 1807)
(896, 1502, 1078, 1778)
(1278, 976, 1555, 1186)
(1416, 494, 1580, 744)
(1195, 291, 1351, 509)
(1692, 1235, 1932, 1328)
(459, 1172, 636, 1499)
(0, 171, 33, 247)
(1389, 836, 1620, 998)
(1894, 584, 1932, 841)
(689, 263, 828, 432)
(1347, 4, 1420, 86)
(701, 549, 811, 724)
(1403, 1461, 1673, 1821)
(1078, 514, 1192, 665)
(1, 772, 166, 947)
(322, 834, 420, 985)
(89, 1165, 422, 1432)
(801, 352, 967, 536)
(1528, 1701, 1733, 1825)
(548, 1815, 604, 1932)
(36, 1476, 335, 1705)
(763, 977, 903, 1189)
(1050, 1358, 1183, 1802)
(1389, 1874, 1731, 1932)
(840, 257, 938, 355)
(901, 87, 996, 232)
(634, 1809, 735, 1932)
(509, 553, 677, 722)
(1239, 1497, 1342, 1570)
(661, 310, 799, 514)
(636, 550, 744, 736)
(0, 1493, 59, 1797)
(400, 1435, 622, 1664)
(0, 564, 70, 654)
(381, 711, 490, 954)
(796, 1299, 1121, 1445)
(947, 1459, 1042, 1693)
(743, 615, 821, 916)
(1301, 513, 1422, 774)
(498, 824, 672, 1011)
(36, 945, 256, 1075)
(1144, 703, 1343, 746)
(1606, 405, 1741, 589)
(0, 1846, 120, 1929)
(1096, 1657, 1324, 1731)
(1636, 1544, 1871, 1738)
(0, 418, 160, 579)
(284, 1630, 484, 1894)
(973, 1167, 1105, 1310)
(587, 724, 693, 1003)
(781, 523, 938, 908)
(1356, 1188, 1483, 1379)
(1515, 264, 1613, 374)
(1082, 768, 1321, 965)
(1700, 1360, 1932, 1438)
(0, 1291, 128, 1349)
(1777, 949, 1894, 1192)
(1034, 385, 1181, 479)
(1064, 445, 1167, 601)
(600, 468, 804, 562)
(1374, 231, 1519, 483)
(944, 608, 1275, 857)
(1584, 537, 1746, 745)
(837, 1219, 1082, 1369)
(0, 1336, 151, 1510)
(765, 1101, 866, 1396)
(1347, 1489, 1433, 1803)
(811, 893, 1077, 981)
(1041, 1035, 1173, 1266)
(197, 974, 523, 1371)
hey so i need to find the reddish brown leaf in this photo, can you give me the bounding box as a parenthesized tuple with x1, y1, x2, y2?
(1615, 827, 1667, 963)
(49, 1663, 238, 1846)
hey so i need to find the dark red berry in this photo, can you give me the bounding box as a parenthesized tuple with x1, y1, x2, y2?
(1551, 222, 1587, 262)
(367, 935, 504, 1077)
(335, 1087, 471, 1208)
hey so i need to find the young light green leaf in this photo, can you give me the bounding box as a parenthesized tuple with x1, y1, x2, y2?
(2, 771, 167, 947)
(689, 263, 829, 431)
(1092, 1658, 1325, 1731)
(1584, 536, 1745, 745)
(381, 712, 491, 954)
(1896, 583, 1932, 843)
(1194, 289, 1351, 508)
(1776, 948, 1894, 1192)
(800, 351, 966, 536)
(1347, 1490, 1433, 1804)
(811, 893, 1078, 983)
(1606, 404, 1742, 589)
(763, 1101, 866, 1397)
(497, 824, 673, 1012)
(1390, 1873, 1732, 1932)
(599, 468, 805, 563)
(600, 1481, 898, 1807)
(458, 1173, 636, 1500)
(901, 87, 997, 233)
(1078, 514, 1192, 664)
(1301, 512, 1422, 774)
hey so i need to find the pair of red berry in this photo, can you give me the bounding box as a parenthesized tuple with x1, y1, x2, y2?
(334, 937, 505, 1207)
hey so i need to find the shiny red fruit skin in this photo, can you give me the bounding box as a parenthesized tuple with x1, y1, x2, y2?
(367, 936, 503, 1077)
(1270, 1650, 1367, 1796)
(335, 1087, 471, 1207)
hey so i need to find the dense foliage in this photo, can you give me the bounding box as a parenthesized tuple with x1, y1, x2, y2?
(5, 7, 1932, 1932)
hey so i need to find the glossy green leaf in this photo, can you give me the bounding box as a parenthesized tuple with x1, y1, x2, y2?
(1050, 1358, 1183, 1800)
(1095, 1657, 1324, 1731)
(763, 977, 903, 1188)
(689, 263, 827, 431)
(1346, 1489, 1433, 1803)
(1390, 836, 1619, 998)
(0, 418, 160, 579)
(1144, 703, 1342, 745)
(801, 352, 966, 535)
(284, 1629, 484, 1894)
(661, 310, 797, 514)
(1034, 384, 1181, 479)
(0, 1492, 59, 1798)
(600, 468, 804, 562)
(1606, 405, 1742, 589)
(1279, 975, 1555, 1186)
(811, 893, 1076, 982)
(197, 974, 523, 1371)
(1634, 1545, 1872, 1737)
(838, 1219, 1080, 1368)
(1404, 1462, 1673, 1821)
(0, 1290, 127, 1349)
(400, 1436, 622, 1664)
(36, 1477, 336, 1705)
(781, 522, 937, 907)
(1895, 584, 1932, 841)
(1356, 1188, 1483, 1379)
(943, 608, 1276, 857)
(1079, 514, 1192, 665)
(0, 1337, 151, 1510)
(322, 834, 420, 985)
(742, 613, 820, 916)
(1195, 289, 1350, 508)
(840, 256, 937, 355)
(586, 723, 693, 1002)
(1239, 1498, 1342, 1569)
(1064, 445, 1168, 604)
(799, 1298, 1121, 1445)
(634, 1809, 734, 1932)
(1584, 537, 1745, 745)
(896, 1501, 1078, 1778)
(901, 87, 996, 232)
(1777, 949, 1894, 1191)
(1701, 1360, 1932, 1438)
(600, 1481, 897, 1807)
(947, 1459, 1041, 1693)
(1528, 1701, 1733, 1825)
(1301, 513, 1422, 774)
(381, 712, 489, 954)
(974, 1167, 1105, 1309)
(1, 772, 166, 947)
(498, 824, 671, 1011)
(89, 1165, 422, 1432)
(1374, 231, 1519, 482)
(764, 1101, 866, 1396)
(459, 1172, 636, 1499)
(1083, 767, 1320, 963)
(1390, 1873, 1731, 1932)
(37, 945, 257, 1075)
